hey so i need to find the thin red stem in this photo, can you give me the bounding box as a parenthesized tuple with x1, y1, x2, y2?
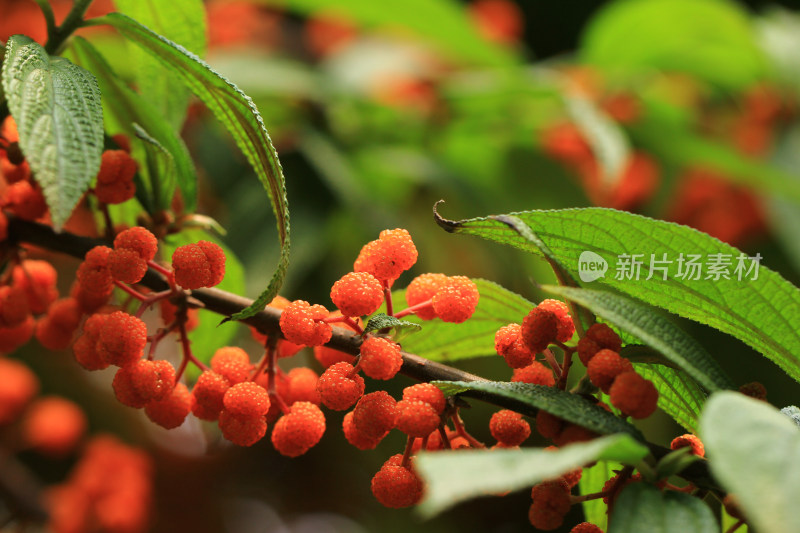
(725, 520, 745, 533)
(114, 280, 148, 301)
(570, 490, 609, 504)
(146, 324, 175, 360)
(542, 348, 562, 380)
(134, 289, 173, 318)
(438, 425, 452, 450)
(452, 412, 485, 449)
(146, 259, 173, 279)
(401, 437, 415, 469)
(393, 299, 432, 319)
(382, 280, 394, 316)
(557, 350, 573, 390)
(174, 316, 208, 383)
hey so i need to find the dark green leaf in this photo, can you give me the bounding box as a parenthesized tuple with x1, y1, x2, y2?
(609, 483, 718, 533)
(542, 285, 732, 391)
(98, 13, 290, 321)
(654, 448, 700, 480)
(362, 313, 421, 336)
(1, 35, 103, 229)
(130, 123, 176, 211)
(69, 37, 197, 212)
(701, 391, 800, 533)
(434, 381, 643, 440)
(114, 0, 206, 129)
(416, 434, 648, 517)
(435, 207, 800, 384)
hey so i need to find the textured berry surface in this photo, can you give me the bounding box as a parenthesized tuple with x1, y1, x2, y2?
(521, 307, 559, 353)
(130, 360, 175, 402)
(609, 371, 658, 419)
(0, 285, 29, 327)
(535, 410, 564, 440)
(354, 228, 418, 282)
(171, 241, 226, 289)
(343, 411, 384, 450)
(271, 401, 326, 457)
(317, 362, 365, 410)
(144, 382, 191, 429)
(22, 397, 87, 456)
(113, 226, 158, 261)
(279, 300, 332, 346)
(490, 410, 530, 447)
(353, 391, 397, 439)
(670, 434, 705, 457)
(578, 323, 622, 366)
(218, 410, 267, 446)
(76, 246, 114, 296)
(330, 271, 384, 317)
(73, 314, 109, 371)
(95, 149, 137, 204)
(495, 323, 535, 369)
(211, 346, 251, 384)
(570, 522, 603, 533)
(13, 260, 58, 314)
(283, 367, 321, 405)
(512, 361, 556, 386)
(108, 248, 148, 284)
(586, 349, 633, 394)
(402, 383, 446, 414)
(371, 464, 423, 508)
(552, 424, 597, 447)
(191, 370, 231, 421)
(112, 366, 148, 409)
(97, 311, 147, 367)
(395, 399, 440, 437)
(0, 357, 39, 424)
(5, 180, 47, 220)
(529, 480, 571, 531)
(739, 381, 767, 400)
(431, 276, 479, 323)
(536, 299, 575, 343)
(223, 382, 270, 419)
(405, 273, 448, 320)
(35, 298, 82, 350)
(359, 336, 403, 380)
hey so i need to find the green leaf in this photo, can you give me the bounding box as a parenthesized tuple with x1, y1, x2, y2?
(609, 483, 718, 533)
(98, 13, 290, 321)
(581, 0, 766, 90)
(654, 447, 700, 480)
(542, 285, 732, 391)
(1, 35, 103, 229)
(396, 279, 534, 363)
(256, 0, 514, 67)
(700, 391, 800, 533)
(633, 363, 706, 433)
(113, 0, 206, 129)
(579, 460, 622, 531)
(434, 381, 643, 439)
(435, 207, 800, 384)
(362, 313, 421, 337)
(130, 123, 177, 211)
(68, 37, 197, 212)
(161, 229, 245, 377)
(416, 434, 648, 518)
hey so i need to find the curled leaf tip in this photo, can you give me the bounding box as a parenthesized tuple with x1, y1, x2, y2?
(433, 200, 460, 232)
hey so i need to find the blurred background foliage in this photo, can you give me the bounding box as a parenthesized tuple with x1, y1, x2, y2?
(4, 0, 800, 531)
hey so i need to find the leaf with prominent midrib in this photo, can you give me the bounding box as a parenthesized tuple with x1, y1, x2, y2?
(542, 285, 732, 391)
(1, 35, 103, 229)
(609, 483, 718, 533)
(634, 363, 706, 433)
(98, 13, 290, 321)
(435, 206, 800, 384)
(434, 381, 643, 440)
(416, 434, 648, 518)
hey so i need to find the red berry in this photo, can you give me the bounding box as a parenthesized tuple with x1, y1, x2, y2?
(130, 359, 175, 402)
(489, 410, 530, 447)
(739, 381, 767, 401)
(535, 410, 565, 440)
(529, 479, 571, 531)
(468, 0, 524, 45)
(13, 260, 58, 314)
(22, 396, 87, 457)
(76, 246, 114, 297)
(405, 273, 448, 320)
(112, 366, 148, 408)
(283, 367, 321, 405)
(73, 313, 109, 371)
(96, 311, 147, 367)
(171, 241, 226, 289)
(35, 298, 82, 350)
(223, 381, 270, 419)
(271, 401, 326, 457)
(353, 391, 397, 439)
(144, 382, 191, 429)
(94, 149, 137, 204)
(250, 296, 304, 357)
(354, 228, 418, 282)
(108, 248, 148, 284)
(521, 307, 559, 353)
(218, 410, 267, 446)
(210, 346, 251, 384)
(0, 285, 29, 327)
(191, 370, 231, 421)
(570, 522, 603, 533)
(402, 383, 446, 414)
(0, 357, 39, 424)
(0, 315, 35, 354)
(511, 361, 556, 386)
(609, 371, 658, 419)
(431, 276, 479, 323)
(395, 399, 440, 438)
(553, 424, 598, 447)
(578, 323, 622, 366)
(317, 362, 365, 410)
(670, 434, 705, 457)
(159, 299, 199, 332)
(330, 271, 384, 317)
(586, 349, 633, 394)
(495, 323, 534, 369)
(359, 336, 403, 380)
(343, 410, 384, 450)
(279, 300, 332, 346)
(5, 180, 47, 220)
(371, 463, 423, 508)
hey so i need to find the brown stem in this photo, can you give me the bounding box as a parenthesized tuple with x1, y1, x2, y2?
(401, 437, 415, 469)
(452, 411, 485, 449)
(725, 519, 745, 533)
(383, 279, 393, 316)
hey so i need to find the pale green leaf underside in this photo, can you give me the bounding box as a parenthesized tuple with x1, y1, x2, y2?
(609, 483, 718, 533)
(439, 207, 800, 384)
(1, 35, 103, 229)
(700, 392, 800, 533)
(396, 279, 534, 363)
(434, 381, 643, 440)
(416, 434, 648, 518)
(101, 13, 290, 321)
(543, 285, 732, 391)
